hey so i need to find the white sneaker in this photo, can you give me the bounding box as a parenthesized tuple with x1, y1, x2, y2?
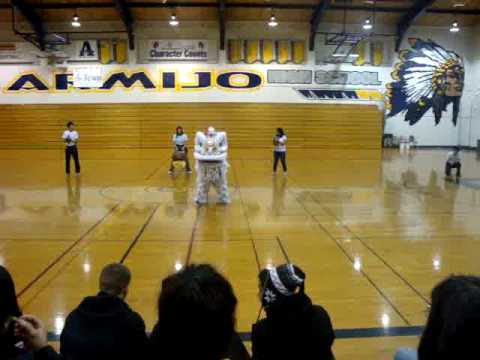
(283, 172, 287, 175)
(168, 170, 173, 175)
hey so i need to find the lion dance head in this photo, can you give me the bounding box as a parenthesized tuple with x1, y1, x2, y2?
(386, 38, 464, 126)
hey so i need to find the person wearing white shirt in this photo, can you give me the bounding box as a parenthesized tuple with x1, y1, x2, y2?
(445, 147, 461, 178)
(273, 128, 287, 174)
(169, 126, 192, 174)
(62, 121, 81, 175)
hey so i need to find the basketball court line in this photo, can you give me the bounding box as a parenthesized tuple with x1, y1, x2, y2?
(145, 167, 160, 180)
(119, 204, 160, 264)
(17, 203, 120, 298)
(46, 325, 423, 342)
(318, 201, 431, 306)
(232, 164, 261, 271)
(185, 206, 203, 265)
(275, 236, 291, 264)
(284, 182, 411, 326)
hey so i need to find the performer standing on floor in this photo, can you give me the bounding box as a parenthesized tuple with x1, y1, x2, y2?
(169, 126, 192, 174)
(273, 128, 287, 175)
(194, 127, 230, 204)
(62, 121, 81, 175)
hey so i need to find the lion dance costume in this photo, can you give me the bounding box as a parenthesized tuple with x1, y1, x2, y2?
(194, 127, 230, 204)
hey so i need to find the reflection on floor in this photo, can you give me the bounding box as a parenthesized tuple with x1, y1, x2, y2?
(2, 148, 480, 359)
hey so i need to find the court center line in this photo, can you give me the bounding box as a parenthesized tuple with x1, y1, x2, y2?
(285, 184, 411, 326)
(17, 203, 120, 298)
(319, 204, 430, 305)
(145, 167, 160, 180)
(120, 204, 160, 264)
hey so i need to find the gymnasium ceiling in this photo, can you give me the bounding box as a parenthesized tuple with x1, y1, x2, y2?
(1, 1, 479, 51)
(1, 0, 480, 25)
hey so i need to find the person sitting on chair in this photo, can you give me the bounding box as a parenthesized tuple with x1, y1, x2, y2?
(169, 126, 191, 174)
(445, 147, 461, 178)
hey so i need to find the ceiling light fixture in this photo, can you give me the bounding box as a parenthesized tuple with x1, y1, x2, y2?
(450, 20, 460, 32)
(169, 14, 179, 26)
(268, 12, 278, 27)
(363, 17, 373, 30)
(71, 13, 81, 27)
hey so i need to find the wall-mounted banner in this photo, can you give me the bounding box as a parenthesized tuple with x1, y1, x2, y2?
(66, 40, 99, 62)
(228, 40, 306, 64)
(0, 42, 38, 64)
(99, 40, 128, 64)
(315, 71, 381, 86)
(146, 40, 209, 61)
(73, 66, 103, 88)
(386, 38, 464, 126)
(268, 70, 312, 84)
(296, 88, 383, 101)
(316, 36, 392, 66)
(3, 68, 264, 93)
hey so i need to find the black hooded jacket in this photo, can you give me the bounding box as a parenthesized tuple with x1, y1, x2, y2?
(252, 293, 335, 360)
(59, 291, 148, 360)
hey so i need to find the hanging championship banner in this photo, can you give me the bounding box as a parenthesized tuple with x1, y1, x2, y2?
(73, 66, 103, 88)
(146, 40, 209, 61)
(228, 40, 306, 64)
(67, 40, 100, 62)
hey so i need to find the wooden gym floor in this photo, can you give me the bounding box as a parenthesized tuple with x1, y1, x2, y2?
(2, 148, 480, 359)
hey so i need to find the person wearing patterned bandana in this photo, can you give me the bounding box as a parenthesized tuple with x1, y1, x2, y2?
(252, 263, 335, 360)
(194, 127, 230, 204)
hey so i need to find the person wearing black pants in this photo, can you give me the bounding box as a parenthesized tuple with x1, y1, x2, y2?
(445, 147, 461, 178)
(62, 121, 81, 175)
(273, 128, 287, 174)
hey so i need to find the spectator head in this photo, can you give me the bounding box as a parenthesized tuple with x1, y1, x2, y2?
(99, 263, 131, 300)
(66, 121, 75, 131)
(155, 263, 237, 360)
(0, 265, 21, 338)
(418, 275, 480, 360)
(276, 128, 284, 136)
(258, 263, 305, 309)
(176, 126, 184, 135)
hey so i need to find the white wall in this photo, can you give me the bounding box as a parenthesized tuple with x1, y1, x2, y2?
(0, 20, 479, 147)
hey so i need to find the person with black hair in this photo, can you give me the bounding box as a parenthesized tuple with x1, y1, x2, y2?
(62, 121, 81, 175)
(445, 147, 461, 179)
(394, 275, 480, 360)
(149, 263, 249, 360)
(59, 263, 147, 360)
(0, 266, 24, 360)
(252, 264, 335, 360)
(169, 126, 192, 174)
(273, 128, 287, 174)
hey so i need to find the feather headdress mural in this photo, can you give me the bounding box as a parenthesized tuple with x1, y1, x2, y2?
(386, 38, 464, 126)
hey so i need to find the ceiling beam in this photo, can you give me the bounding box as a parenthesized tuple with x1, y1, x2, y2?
(309, 0, 332, 51)
(113, 0, 135, 50)
(10, 0, 46, 50)
(3, 2, 479, 16)
(218, 0, 226, 51)
(395, 0, 437, 51)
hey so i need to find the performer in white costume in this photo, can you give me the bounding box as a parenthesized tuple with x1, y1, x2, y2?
(194, 127, 230, 204)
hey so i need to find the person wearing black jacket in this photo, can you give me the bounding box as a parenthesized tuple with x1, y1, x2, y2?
(0, 266, 25, 360)
(252, 264, 335, 360)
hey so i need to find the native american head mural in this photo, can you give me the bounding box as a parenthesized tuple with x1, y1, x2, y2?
(386, 38, 464, 126)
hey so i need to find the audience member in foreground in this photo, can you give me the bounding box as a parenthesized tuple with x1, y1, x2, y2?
(0, 266, 24, 360)
(149, 263, 250, 360)
(395, 275, 480, 360)
(252, 264, 335, 360)
(60, 263, 148, 360)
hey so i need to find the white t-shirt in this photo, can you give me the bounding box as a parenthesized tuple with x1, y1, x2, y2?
(447, 151, 461, 164)
(172, 133, 188, 146)
(274, 135, 287, 152)
(62, 130, 79, 147)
